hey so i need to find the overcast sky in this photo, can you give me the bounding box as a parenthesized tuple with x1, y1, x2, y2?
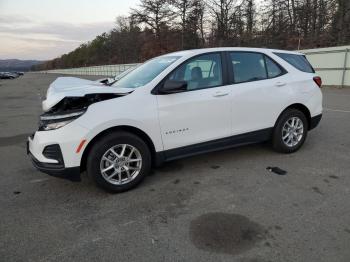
(0, 0, 140, 60)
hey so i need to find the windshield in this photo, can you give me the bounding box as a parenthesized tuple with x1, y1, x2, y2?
(112, 56, 180, 88)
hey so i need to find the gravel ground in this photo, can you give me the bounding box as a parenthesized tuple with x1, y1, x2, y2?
(0, 73, 350, 262)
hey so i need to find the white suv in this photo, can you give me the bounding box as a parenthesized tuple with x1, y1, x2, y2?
(27, 48, 322, 192)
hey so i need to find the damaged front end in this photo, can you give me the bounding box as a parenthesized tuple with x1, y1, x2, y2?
(38, 76, 134, 131)
(39, 93, 122, 131)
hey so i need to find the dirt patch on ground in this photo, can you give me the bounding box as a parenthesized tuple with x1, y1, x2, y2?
(190, 212, 265, 255)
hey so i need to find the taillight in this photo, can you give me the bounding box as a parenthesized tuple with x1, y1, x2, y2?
(313, 76, 322, 88)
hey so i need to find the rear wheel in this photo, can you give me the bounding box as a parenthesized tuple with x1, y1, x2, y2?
(87, 132, 151, 192)
(272, 109, 308, 153)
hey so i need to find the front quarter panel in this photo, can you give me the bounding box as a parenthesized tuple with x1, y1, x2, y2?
(75, 88, 163, 152)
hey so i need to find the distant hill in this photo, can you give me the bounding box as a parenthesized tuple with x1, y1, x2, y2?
(0, 59, 44, 72)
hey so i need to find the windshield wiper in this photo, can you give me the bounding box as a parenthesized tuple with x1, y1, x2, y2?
(108, 77, 121, 86)
(108, 67, 137, 86)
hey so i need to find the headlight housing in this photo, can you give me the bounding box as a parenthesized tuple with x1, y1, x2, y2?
(39, 110, 86, 131)
(38, 93, 126, 131)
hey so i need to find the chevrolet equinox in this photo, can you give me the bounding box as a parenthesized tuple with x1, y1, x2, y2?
(27, 48, 323, 192)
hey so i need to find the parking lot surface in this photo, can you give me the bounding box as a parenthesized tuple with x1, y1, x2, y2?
(0, 73, 350, 262)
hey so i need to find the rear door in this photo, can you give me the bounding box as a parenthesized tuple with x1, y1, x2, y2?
(156, 52, 232, 151)
(227, 51, 290, 135)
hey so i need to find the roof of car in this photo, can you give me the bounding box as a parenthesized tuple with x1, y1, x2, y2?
(165, 47, 302, 57)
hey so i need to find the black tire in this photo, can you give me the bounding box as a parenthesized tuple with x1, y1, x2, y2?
(87, 131, 151, 192)
(272, 109, 308, 153)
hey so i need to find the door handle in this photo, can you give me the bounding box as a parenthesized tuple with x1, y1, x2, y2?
(275, 81, 286, 87)
(213, 91, 229, 97)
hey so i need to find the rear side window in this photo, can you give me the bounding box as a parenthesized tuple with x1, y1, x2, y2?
(230, 52, 267, 83)
(229, 52, 285, 83)
(265, 56, 283, 78)
(274, 53, 314, 73)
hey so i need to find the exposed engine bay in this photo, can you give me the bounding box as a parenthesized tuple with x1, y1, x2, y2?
(42, 93, 121, 115)
(39, 93, 125, 131)
(38, 76, 133, 131)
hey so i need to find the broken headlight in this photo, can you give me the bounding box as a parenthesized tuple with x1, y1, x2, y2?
(39, 110, 86, 131)
(38, 94, 124, 131)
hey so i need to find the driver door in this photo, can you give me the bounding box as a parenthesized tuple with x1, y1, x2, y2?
(155, 53, 232, 151)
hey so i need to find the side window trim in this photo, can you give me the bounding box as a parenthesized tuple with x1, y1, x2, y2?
(263, 54, 269, 79)
(224, 51, 234, 84)
(152, 51, 228, 94)
(225, 51, 288, 85)
(221, 51, 230, 85)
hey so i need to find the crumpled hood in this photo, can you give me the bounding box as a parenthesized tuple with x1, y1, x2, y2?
(42, 77, 133, 112)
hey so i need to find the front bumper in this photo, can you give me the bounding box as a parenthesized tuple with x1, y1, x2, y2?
(27, 122, 90, 176)
(27, 139, 80, 177)
(28, 150, 80, 177)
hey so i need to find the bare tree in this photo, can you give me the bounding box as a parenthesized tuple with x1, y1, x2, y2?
(33, 0, 350, 71)
(206, 0, 240, 45)
(131, 0, 175, 49)
(331, 0, 350, 45)
(244, 0, 254, 36)
(170, 0, 193, 48)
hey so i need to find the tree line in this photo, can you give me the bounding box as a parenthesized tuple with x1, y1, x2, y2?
(33, 0, 350, 70)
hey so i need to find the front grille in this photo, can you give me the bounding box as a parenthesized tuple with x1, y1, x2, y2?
(42, 144, 64, 167)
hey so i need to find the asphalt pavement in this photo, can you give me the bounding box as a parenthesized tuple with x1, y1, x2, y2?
(0, 73, 350, 262)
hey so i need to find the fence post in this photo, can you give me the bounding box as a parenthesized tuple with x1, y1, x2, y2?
(341, 48, 349, 88)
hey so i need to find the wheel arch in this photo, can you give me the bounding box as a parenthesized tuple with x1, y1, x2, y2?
(80, 125, 157, 172)
(276, 103, 311, 129)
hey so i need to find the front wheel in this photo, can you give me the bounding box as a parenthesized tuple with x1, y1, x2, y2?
(87, 132, 151, 192)
(272, 109, 308, 153)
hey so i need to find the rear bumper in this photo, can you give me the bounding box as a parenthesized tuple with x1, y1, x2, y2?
(309, 114, 322, 130)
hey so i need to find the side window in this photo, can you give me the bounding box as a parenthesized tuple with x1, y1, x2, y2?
(274, 52, 315, 73)
(265, 56, 283, 78)
(168, 53, 223, 90)
(230, 52, 267, 83)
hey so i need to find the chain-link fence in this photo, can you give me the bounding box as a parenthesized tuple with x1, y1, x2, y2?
(37, 45, 350, 87)
(39, 63, 140, 77)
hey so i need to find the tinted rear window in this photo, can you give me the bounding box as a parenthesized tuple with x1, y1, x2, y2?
(274, 53, 315, 73)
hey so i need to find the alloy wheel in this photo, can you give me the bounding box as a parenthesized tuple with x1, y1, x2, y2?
(100, 144, 142, 185)
(281, 116, 304, 147)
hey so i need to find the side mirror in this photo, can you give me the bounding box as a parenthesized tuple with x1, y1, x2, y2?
(160, 80, 187, 94)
